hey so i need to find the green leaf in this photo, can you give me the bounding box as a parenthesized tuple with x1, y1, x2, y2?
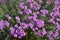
(0, 33, 5, 40)
(42, 0, 47, 2)
(45, 4, 53, 12)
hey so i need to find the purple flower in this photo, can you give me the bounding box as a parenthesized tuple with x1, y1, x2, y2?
(26, 0, 34, 3)
(24, 9, 32, 14)
(5, 14, 11, 20)
(48, 31, 53, 40)
(0, 0, 2, 4)
(35, 27, 38, 30)
(19, 3, 25, 9)
(50, 12, 56, 17)
(10, 27, 15, 35)
(28, 23, 34, 29)
(14, 24, 18, 28)
(30, 1, 41, 10)
(35, 30, 41, 36)
(32, 13, 37, 21)
(35, 28, 46, 37)
(10, 26, 26, 38)
(36, 11, 40, 14)
(15, 16, 20, 21)
(48, 18, 55, 24)
(19, 3, 27, 10)
(18, 11, 24, 15)
(55, 22, 59, 26)
(46, 0, 51, 4)
(56, 24, 60, 31)
(56, 18, 60, 22)
(14, 34, 18, 37)
(30, 3, 33, 8)
(54, 9, 60, 15)
(16, 27, 26, 37)
(20, 22, 28, 29)
(40, 9, 48, 17)
(33, 13, 37, 17)
(36, 20, 44, 28)
(27, 16, 33, 19)
(32, 16, 37, 21)
(53, 31, 59, 39)
(0, 20, 10, 30)
(41, 28, 46, 37)
(4, 21, 9, 26)
(49, 37, 53, 40)
(0, 20, 5, 30)
(54, 0, 60, 5)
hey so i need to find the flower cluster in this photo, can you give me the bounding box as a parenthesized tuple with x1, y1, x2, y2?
(16, 0, 47, 38)
(0, 0, 60, 40)
(0, 20, 9, 30)
(48, 0, 60, 40)
(10, 26, 26, 38)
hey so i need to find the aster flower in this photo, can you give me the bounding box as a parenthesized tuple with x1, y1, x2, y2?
(55, 11, 60, 16)
(26, 0, 34, 3)
(35, 28, 46, 37)
(15, 16, 20, 23)
(36, 20, 44, 28)
(10, 27, 15, 35)
(36, 11, 40, 14)
(40, 9, 48, 17)
(56, 24, 60, 31)
(14, 24, 18, 28)
(54, 0, 60, 5)
(46, 0, 51, 4)
(18, 11, 24, 15)
(10, 26, 26, 38)
(20, 22, 28, 29)
(48, 18, 55, 24)
(5, 14, 12, 20)
(30, 1, 41, 10)
(27, 16, 33, 20)
(4, 21, 9, 26)
(16, 27, 25, 35)
(56, 18, 60, 22)
(34, 30, 41, 36)
(32, 16, 37, 21)
(19, 3, 27, 10)
(41, 28, 46, 37)
(50, 12, 56, 18)
(19, 2, 25, 9)
(0, 20, 5, 30)
(48, 31, 53, 40)
(16, 27, 26, 38)
(14, 33, 18, 37)
(0, 20, 10, 30)
(24, 9, 32, 14)
(33, 13, 37, 17)
(28, 23, 34, 29)
(32, 13, 37, 21)
(53, 31, 59, 39)
(34, 27, 38, 31)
